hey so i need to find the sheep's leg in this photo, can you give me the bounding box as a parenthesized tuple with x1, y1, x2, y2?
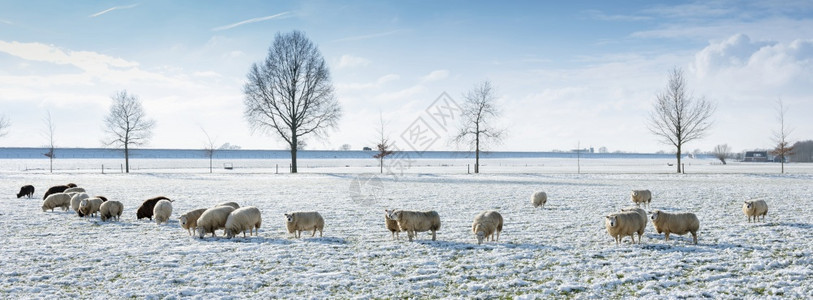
(311, 227, 317, 237)
(431, 230, 436, 241)
(691, 232, 697, 244)
(664, 232, 670, 241)
(319, 228, 323, 237)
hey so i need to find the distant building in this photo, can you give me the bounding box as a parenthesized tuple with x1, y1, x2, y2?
(362, 147, 372, 151)
(743, 151, 769, 162)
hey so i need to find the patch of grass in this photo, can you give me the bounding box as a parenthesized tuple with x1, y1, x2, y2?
(752, 287, 766, 295)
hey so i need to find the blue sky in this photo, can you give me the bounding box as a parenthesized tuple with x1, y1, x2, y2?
(1, 1, 811, 153)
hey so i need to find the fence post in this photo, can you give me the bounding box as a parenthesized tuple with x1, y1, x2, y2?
(467, 164, 470, 174)
(276, 164, 278, 174)
(102, 164, 104, 174)
(682, 163, 685, 174)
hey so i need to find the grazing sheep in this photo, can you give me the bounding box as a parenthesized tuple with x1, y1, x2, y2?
(215, 201, 240, 209)
(630, 190, 652, 208)
(95, 196, 108, 202)
(179, 208, 208, 236)
(42, 185, 70, 200)
(605, 211, 646, 245)
(742, 200, 769, 223)
(136, 196, 171, 220)
(79, 198, 104, 217)
(531, 191, 547, 209)
(42, 193, 71, 212)
(390, 210, 441, 242)
(63, 187, 86, 194)
(66, 183, 77, 188)
(99, 201, 124, 222)
(153, 200, 173, 225)
(16, 185, 34, 199)
(70, 193, 90, 217)
(285, 211, 325, 238)
(650, 209, 700, 245)
(472, 210, 503, 245)
(225, 206, 262, 238)
(196, 206, 236, 238)
(385, 209, 401, 240)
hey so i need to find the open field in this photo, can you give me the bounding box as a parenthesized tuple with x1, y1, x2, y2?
(1, 158, 811, 298)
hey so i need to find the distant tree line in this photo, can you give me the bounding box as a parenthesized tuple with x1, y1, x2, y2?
(790, 140, 813, 162)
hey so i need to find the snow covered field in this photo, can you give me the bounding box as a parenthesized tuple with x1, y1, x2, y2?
(1, 158, 811, 298)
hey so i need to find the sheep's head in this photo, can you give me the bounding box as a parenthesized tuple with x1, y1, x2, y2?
(196, 227, 206, 239)
(391, 210, 403, 221)
(650, 210, 661, 221)
(285, 213, 294, 223)
(385, 209, 395, 220)
(605, 215, 618, 227)
(41, 205, 48, 212)
(475, 229, 486, 245)
(180, 215, 188, 227)
(225, 229, 234, 239)
(79, 199, 89, 208)
(744, 201, 753, 209)
(631, 191, 638, 197)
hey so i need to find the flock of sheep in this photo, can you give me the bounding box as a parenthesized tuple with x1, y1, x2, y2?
(19, 183, 770, 245)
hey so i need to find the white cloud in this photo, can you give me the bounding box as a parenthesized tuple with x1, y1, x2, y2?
(212, 12, 290, 31)
(333, 30, 403, 42)
(89, 4, 139, 18)
(421, 69, 449, 82)
(337, 55, 371, 69)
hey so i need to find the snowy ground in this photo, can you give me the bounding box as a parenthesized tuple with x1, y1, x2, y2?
(1, 158, 811, 298)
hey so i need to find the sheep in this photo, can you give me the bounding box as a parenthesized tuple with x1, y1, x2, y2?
(42, 185, 70, 200)
(63, 187, 85, 194)
(605, 211, 646, 245)
(16, 185, 34, 199)
(70, 193, 90, 217)
(285, 211, 325, 238)
(650, 209, 700, 245)
(630, 190, 652, 208)
(42, 193, 71, 212)
(153, 200, 173, 225)
(390, 210, 441, 242)
(742, 200, 768, 223)
(99, 201, 124, 222)
(79, 198, 104, 217)
(136, 196, 172, 220)
(225, 206, 262, 238)
(531, 191, 547, 209)
(66, 183, 78, 188)
(215, 201, 240, 209)
(196, 206, 235, 238)
(620, 207, 648, 232)
(179, 208, 208, 236)
(472, 210, 503, 245)
(384, 209, 401, 240)
(95, 196, 108, 202)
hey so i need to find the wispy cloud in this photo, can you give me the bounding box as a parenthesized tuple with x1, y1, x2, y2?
(90, 4, 139, 18)
(212, 12, 290, 31)
(337, 55, 371, 69)
(583, 9, 650, 22)
(0, 19, 12, 25)
(333, 30, 402, 42)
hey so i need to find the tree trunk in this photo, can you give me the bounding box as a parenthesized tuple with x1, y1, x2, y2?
(475, 133, 480, 174)
(290, 134, 298, 174)
(379, 157, 383, 174)
(675, 145, 682, 173)
(209, 156, 213, 173)
(124, 143, 130, 173)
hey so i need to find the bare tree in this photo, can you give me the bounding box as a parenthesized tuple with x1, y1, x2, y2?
(771, 98, 793, 173)
(43, 111, 55, 173)
(0, 114, 9, 137)
(713, 144, 730, 165)
(102, 90, 155, 173)
(340, 144, 352, 151)
(201, 128, 217, 173)
(244, 30, 342, 173)
(453, 81, 505, 174)
(373, 113, 394, 174)
(790, 140, 812, 163)
(647, 67, 716, 173)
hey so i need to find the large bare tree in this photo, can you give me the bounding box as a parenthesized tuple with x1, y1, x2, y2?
(43, 111, 56, 173)
(243, 30, 341, 173)
(453, 81, 505, 174)
(0, 114, 9, 137)
(102, 90, 155, 173)
(648, 67, 716, 173)
(771, 98, 793, 173)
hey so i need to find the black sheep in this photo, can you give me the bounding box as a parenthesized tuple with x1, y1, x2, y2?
(136, 196, 171, 220)
(42, 185, 69, 200)
(16, 185, 35, 198)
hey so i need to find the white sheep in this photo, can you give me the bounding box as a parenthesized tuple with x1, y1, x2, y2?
(153, 199, 173, 225)
(531, 191, 547, 209)
(472, 210, 503, 245)
(99, 200, 124, 222)
(620, 207, 648, 232)
(390, 210, 441, 242)
(630, 190, 652, 208)
(225, 206, 262, 238)
(650, 209, 700, 244)
(385, 209, 401, 240)
(605, 211, 646, 245)
(196, 206, 236, 238)
(79, 198, 104, 217)
(285, 211, 325, 238)
(179, 208, 208, 236)
(42, 193, 71, 212)
(215, 201, 240, 209)
(742, 200, 768, 223)
(63, 187, 86, 194)
(70, 193, 90, 216)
